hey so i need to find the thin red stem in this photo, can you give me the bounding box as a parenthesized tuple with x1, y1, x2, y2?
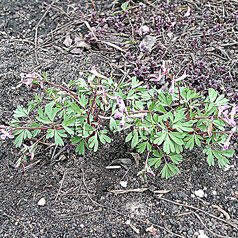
(44, 80, 85, 109)
(87, 90, 97, 124)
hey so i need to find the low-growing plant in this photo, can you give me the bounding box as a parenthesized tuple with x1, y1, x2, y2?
(1, 68, 237, 179)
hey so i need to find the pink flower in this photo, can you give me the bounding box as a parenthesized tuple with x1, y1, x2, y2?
(114, 112, 124, 118)
(17, 72, 36, 89)
(106, 93, 116, 100)
(218, 105, 230, 117)
(218, 104, 238, 127)
(1, 128, 14, 140)
(100, 86, 108, 105)
(169, 76, 175, 94)
(119, 115, 126, 126)
(39, 80, 44, 89)
(23, 141, 35, 161)
(223, 127, 236, 150)
(116, 96, 126, 112)
(161, 61, 170, 75)
(169, 72, 188, 95)
(230, 105, 238, 126)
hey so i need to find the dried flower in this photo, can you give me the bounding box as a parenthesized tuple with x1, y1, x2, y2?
(175, 71, 188, 82)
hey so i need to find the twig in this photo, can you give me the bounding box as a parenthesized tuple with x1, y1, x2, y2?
(178, 211, 232, 238)
(24, 159, 42, 171)
(53, 145, 67, 160)
(51, 144, 58, 162)
(55, 170, 67, 201)
(8, 38, 35, 45)
(90, 0, 96, 11)
(84, 21, 98, 41)
(34, 1, 56, 64)
(212, 204, 231, 221)
(100, 40, 126, 53)
(109, 188, 149, 195)
(220, 42, 238, 47)
(156, 196, 238, 230)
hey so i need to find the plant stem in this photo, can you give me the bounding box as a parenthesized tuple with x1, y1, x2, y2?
(44, 80, 85, 109)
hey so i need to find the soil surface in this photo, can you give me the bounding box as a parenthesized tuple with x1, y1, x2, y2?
(0, 0, 238, 237)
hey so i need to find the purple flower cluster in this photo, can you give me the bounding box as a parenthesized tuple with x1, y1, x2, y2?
(113, 96, 147, 126)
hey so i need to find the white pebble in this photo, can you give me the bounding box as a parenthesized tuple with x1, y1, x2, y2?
(198, 230, 209, 238)
(37, 198, 46, 206)
(194, 189, 205, 198)
(212, 190, 217, 195)
(120, 181, 128, 188)
(224, 165, 234, 171)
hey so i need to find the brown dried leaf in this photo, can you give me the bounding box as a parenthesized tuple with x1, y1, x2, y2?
(129, 153, 140, 167)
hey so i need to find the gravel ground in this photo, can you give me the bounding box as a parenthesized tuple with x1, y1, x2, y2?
(0, 0, 238, 237)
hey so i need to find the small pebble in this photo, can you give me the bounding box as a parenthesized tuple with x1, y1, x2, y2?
(194, 189, 205, 198)
(212, 190, 217, 195)
(198, 230, 209, 238)
(224, 165, 234, 171)
(120, 181, 128, 188)
(37, 198, 46, 206)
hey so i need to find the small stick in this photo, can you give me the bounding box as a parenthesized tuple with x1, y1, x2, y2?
(156, 196, 238, 230)
(84, 21, 98, 41)
(90, 0, 96, 11)
(34, 1, 56, 64)
(55, 170, 67, 201)
(178, 211, 232, 238)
